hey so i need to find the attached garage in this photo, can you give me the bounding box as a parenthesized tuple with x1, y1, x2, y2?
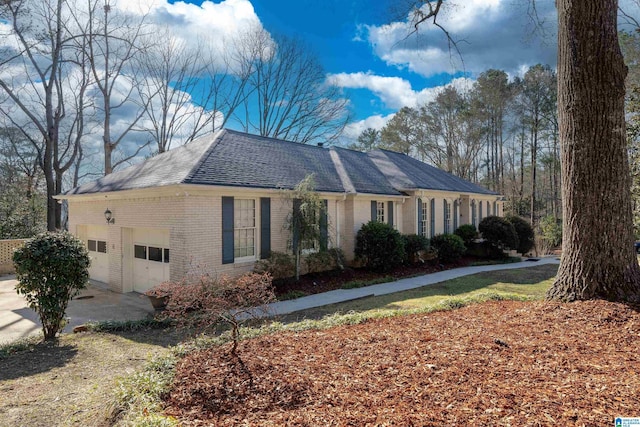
(78, 225, 109, 283)
(124, 227, 170, 293)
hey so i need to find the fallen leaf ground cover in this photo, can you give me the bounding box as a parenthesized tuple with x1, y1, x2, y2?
(167, 299, 640, 426)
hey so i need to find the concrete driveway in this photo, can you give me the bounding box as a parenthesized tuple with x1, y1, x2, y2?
(0, 275, 155, 344)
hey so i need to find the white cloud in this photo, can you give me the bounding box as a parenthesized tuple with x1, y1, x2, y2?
(328, 72, 474, 110)
(149, 0, 261, 40)
(342, 113, 395, 141)
(364, 0, 557, 78)
(335, 76, 477, 144)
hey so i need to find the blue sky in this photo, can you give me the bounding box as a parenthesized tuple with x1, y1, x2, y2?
(152, 0, 564, 140)
(204, 0, 560, 139)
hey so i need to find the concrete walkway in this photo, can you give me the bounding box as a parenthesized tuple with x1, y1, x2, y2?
(0, 276, 154, 344)
(260, 256, 560, 317)
(0, 257, 560, 344)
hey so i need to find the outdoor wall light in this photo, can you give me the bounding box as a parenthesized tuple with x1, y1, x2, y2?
(104, 208, 115, 224)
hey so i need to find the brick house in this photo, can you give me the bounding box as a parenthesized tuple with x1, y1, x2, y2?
(57, 129, 499, 293)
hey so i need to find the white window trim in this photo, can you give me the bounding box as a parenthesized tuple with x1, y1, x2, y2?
(376, 201, 385, 223)
(233, 198, 258, 262)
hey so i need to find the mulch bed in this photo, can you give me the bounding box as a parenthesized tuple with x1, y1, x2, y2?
(274, 257, 475, 298)
(165, 300, 640, 426)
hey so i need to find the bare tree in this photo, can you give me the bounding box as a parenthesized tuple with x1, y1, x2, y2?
(419, 86, 483, 177)
(140, 35, 213, 153)
(84, 0, 153, 174)
(141, 30, 255, 153)
(513, 64, 556, 229)
(0, 0, 86, 230)
(237, 29, 350, 145)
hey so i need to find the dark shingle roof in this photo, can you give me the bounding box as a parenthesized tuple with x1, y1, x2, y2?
(369, 149, 497, 195)
(65, 132, 218, 195)
(64, 129, 496, 197)
(66, 129, 345, 195)
(184, 130, 344, 192)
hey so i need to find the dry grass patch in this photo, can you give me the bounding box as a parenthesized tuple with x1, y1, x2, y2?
(0, 329, 183, 427)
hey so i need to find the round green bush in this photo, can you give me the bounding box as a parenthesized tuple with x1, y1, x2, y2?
(254, 251, 296, 279)
(403, 234, 430, 263)
(479, 216, 518, 251)
(430, 234, 466, 263)
(505, 215, 535, 254)
(355, 221, 406, 272)
(13, 231, 90, 340)
(454, 224, 478, 246)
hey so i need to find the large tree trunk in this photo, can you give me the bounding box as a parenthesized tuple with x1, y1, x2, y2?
(547, 0, 640, 302)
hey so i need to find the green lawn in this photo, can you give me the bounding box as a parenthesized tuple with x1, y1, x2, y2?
(281, 264, 557, 321)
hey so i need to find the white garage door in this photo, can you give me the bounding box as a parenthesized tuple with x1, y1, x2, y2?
(86, 225, 109, 283)
(132, 228, 170, 293)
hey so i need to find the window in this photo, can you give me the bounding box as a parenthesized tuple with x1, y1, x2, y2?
(493, 201, 498, 216)
(479, 200, 483, 221)
(134, 245, 147, 260)
(148, 246, 163, 262)
(486, 201, 490, 217)
(444, 200, 451, 234)
(234, 199, 256, 259)
(301, 206, 321, 253)
(88, 239, 107, 253)
(134, 245, 170, 262)
(421, 201, 429, 237)
(376, 201, 385, 223)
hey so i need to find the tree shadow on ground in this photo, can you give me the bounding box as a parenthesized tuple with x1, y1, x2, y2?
(0, 341, 78, 381)
(113, 326, 189, 348)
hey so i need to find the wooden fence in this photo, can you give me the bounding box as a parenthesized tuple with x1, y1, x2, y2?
(0, 239, 26, 275)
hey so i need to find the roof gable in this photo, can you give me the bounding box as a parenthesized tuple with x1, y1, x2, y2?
(65, 132, 218, 195)
(184, 130, 345, 192)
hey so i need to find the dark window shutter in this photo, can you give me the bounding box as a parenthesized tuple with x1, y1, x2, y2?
(222, 196, 234, 264)
(320, 199, 328, 251)
(371, 200, 377, 221)
(443, 199, 447, 231)
(387, 201, 394, 226)
(430, 199, 436, 238)
(417, 198, 423, 235)
(292, 199, 301, 253)
(453, 200, 459, 230)
(260, 198, 271, 259)
(479, 201, 483, 221)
